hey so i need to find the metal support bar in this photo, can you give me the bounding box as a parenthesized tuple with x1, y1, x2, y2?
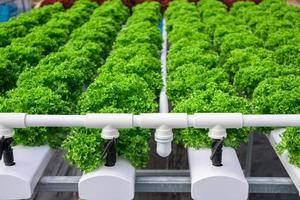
(35, 170, 299, 194)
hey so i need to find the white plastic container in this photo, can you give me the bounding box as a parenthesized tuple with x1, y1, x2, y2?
(188, 147, 248, 200)
(268, 128, 300, 194)
(79, 159, 135, 200)
(0, 145, 52, 200)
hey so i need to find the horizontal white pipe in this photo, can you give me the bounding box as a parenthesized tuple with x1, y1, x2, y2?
(138, 113, 188, 128)
(0, 113, 300, 129)
(25, 115, 86, 127)
(243, 115, 300, 127)
(190, 113, 243, 128)
(0, 113, 27, 128)
(85, 114, 133, 128)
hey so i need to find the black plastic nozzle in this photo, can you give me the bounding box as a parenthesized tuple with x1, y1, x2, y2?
(0, 136, 15, 166)
(210, 138, 224, 167)
(101, 138, 117, 167)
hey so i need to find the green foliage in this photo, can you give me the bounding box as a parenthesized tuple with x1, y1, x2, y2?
(0, 57, 19, 93)
(77, 74, 157, 114)
(0, 86, 69, 147)
(0, 3, 64, 47)
(0, 0, 97, 94)
(2, 0, 129, 149)
(277, 128, 300, 167)
(113, 22, 162, 50)
(253, 76, 300, 114)
(169, 38, 211, 55)
(273, 45, 300, 66)
(63, 2, 161, 171)
(173, 89, 251, 148)
(63, 109, 151, 172)
(214, 24, 250, 48)
(167, 64, 233, 104)
(233, 59, 298, 97)
(168, 48, 219, 71)
(167, 0, 300, 168)
(127, 2, 161, 26)
(223, 47, 273, 75)
(265, 29, 300, 49)
(100, 54, 162, 94)
(220, 32, 263, 57)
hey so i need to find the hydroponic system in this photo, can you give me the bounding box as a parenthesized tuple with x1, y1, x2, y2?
(0, 0, 299, 199)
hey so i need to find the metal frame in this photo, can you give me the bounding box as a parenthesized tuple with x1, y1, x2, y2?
(35, 170, 298, 194)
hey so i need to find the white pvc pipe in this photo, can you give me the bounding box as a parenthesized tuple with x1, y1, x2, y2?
(0, 113, 27, 128)
(156, 18, 172, 157)
(138, 113, 188, 128)
(159, 18, 169, 114)
(85, 114, 133, 128)
(243, 115, 300, 127)
(25, 115, 86, 127)
(190, 113, 243, 128)
(1, 113, 300, 129)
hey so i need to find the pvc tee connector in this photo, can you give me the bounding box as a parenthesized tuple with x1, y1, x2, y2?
(137, 113, 188, 157)
(155, 125, 173, 157)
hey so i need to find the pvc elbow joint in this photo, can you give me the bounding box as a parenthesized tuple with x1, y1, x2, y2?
(155, 125, 173, 157)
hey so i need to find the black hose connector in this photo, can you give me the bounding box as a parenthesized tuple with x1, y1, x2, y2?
(0, 136, 15, 166)
(101, 138, 117, 167)
(210, 138, 224, 167)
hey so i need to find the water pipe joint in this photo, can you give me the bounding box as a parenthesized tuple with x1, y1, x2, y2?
(0, 125, 14, 138)
(155, 125, 173, 157)
(101, 125, 119, 140)
(208, 125, 227, 140)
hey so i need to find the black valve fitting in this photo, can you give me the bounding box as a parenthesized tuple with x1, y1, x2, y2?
(210, 138, 224, 167)
(0, 136, 15, 166)
(101, 138, 117, 167)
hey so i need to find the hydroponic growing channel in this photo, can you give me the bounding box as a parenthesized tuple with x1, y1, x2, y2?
(0, 0, 300, 200)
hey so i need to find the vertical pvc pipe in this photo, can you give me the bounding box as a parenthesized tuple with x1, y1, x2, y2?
(156, 18, 172, 157)
(159, 18, 169, 114)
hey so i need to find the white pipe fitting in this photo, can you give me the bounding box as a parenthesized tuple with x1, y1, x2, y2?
(85, 114, 133, 140)
(0, 125, 14, 138)
(101, 125, 119, 140)
(136, 113, 188, 128)
(135, 113, 187, 157)
(0, 113, 27, 128)
(208, 125, 227, 140)
(155, 125, 173, 157)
